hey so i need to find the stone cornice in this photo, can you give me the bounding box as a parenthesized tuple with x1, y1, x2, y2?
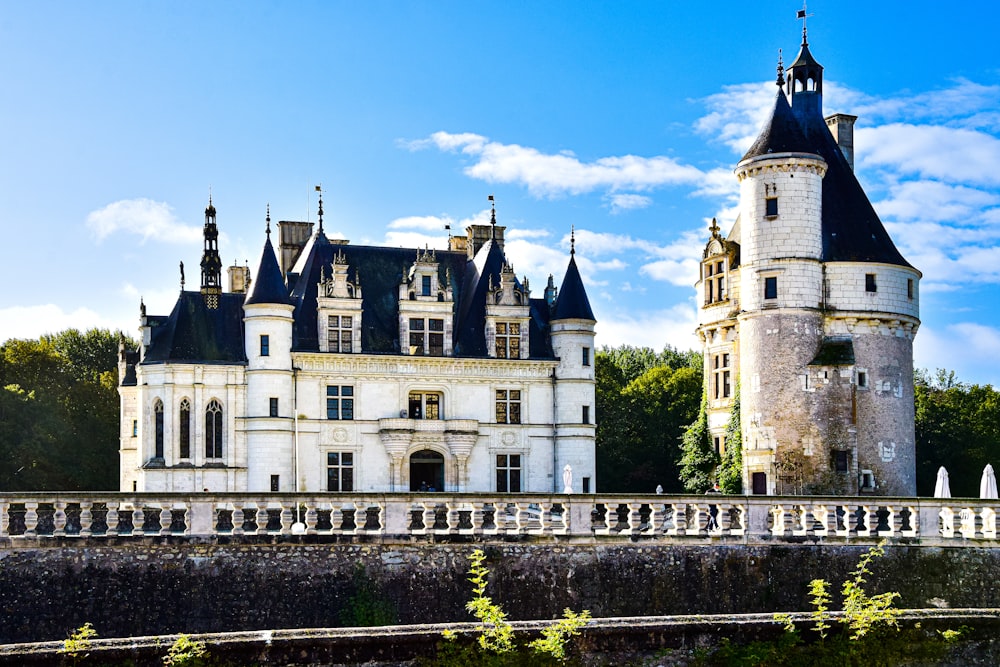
(292, 353, 557, 379)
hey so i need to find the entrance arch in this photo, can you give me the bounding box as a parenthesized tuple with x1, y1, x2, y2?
(409, 449, 445, 492)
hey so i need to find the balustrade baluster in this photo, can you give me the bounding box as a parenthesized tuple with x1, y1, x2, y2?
(856, 505, 872, 537)
(444, 502, 458, 534)
(375, 502, 386, 534)
(106, 502, 119, 536)
(353, 501, 367, 534)
(1, 501, 10, 537)
(80, 501, 93, 537)
(230, 503, 244, 535)
(603, 502, 617, 535)
(24, 502, 38, 537)
(627, 503, 642, 534)
(981, 507, 997, 539)
(901, 504, 918, 538)
(132, 504, 145, 534)
(769, 505, 785, 537)
(811, 505, 829, 537)
(671, 503, 687, 535)
(471, 502, 485, 534)
(159, 504, 172, 535)
(421, 502, 435, 535)
(881, 505, 900, 537)
(649, 503, 665, 535)
(305, 501, 318, 535)
(731, 503, 747, 535)
(279, 502, 293, 535)
(939, 506, 955, 538)
(492, 502, 507, 534)
(53, 502, 67, 537)
(255, 503, 269, 535)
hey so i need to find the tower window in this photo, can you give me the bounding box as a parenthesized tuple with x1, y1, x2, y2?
(765, 197, 778, 217)
(712, 353, 732, 399)
(582, 405, 590, 424)
(582, 346, 591, 367)
(269, 397, 279, 418)
(154, 399, 164, 459)
(260, 334, 270, 356)
(764, 276, 778, 300)
(865, 273, 877, 293)
(907, 279, 914, 299)
(179, 399, 191, 459)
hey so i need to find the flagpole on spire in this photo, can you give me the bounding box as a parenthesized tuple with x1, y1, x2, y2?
(488, 194, 496, 240)
(315, 184, 324, 234)
(797, 2, 812, 45)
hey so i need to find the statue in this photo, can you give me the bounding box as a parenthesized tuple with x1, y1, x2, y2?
(562, 464, 573, 494)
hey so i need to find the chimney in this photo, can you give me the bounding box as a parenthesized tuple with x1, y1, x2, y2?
(228, 263, 251, 294)
(277, 220, 314, 275)
(465, 224, 505, 259)
(825, 113, 858, 172)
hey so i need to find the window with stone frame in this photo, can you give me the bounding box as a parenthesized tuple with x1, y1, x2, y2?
(496, 454, 522, 492)
(712, 352, 732, 399)
(327, 315, 354, 353)
(327, 451, 354, 492)
(260, 334, 270, 356)
(495, 389, 521, 424)
(495, 321, 521, 359)
(154, 399, 164, 459)
(408, 391, 441, 420)
(269, 397, 279, 418)
(833, 450, 849, 474)
(408, 317, 444, 356)
(205, 399, 223, 459)
(765, 196, 779, 217)
(704, 258, 727, 304)
(326, 385, 354, 420)
(764, 276, 778, 300)
(865, 273, 877, 293)
(178, 398, 191, 459)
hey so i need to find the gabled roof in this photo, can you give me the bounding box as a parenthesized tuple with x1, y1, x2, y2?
(552, 254, 595, 321)
(245, 235, 291, 306)
(141, 292, 247, 364)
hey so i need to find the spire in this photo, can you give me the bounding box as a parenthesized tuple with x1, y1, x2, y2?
(776, 49, 784, 87)
(316, 185, 324, 234)
(246, 215, 291, 306)
(787, 6, 823, 120)
(200, 197, 223, 308)
(489, 194, 496, 240)
(265, 203, 271, 237)
(552, 249, 595, 322)
(570, 225, 576, 255)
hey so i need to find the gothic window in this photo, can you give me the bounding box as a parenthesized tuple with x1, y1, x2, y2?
(495, 389, 521, 424)
(260, 334, 269, 356)
(327, 315, 353, 353)
(764, 276, 778, 300)
(205, 399, 223, 459)
(408, 392, 441, 420)
(865, 273, 877, 293)
(154, 399, 164, 459)
(495, 321, 521, 359)
(712, 353, 732, 399)
(765, 197, 778, 217)
(496, 454, 521, 492)
(326, 386, 354, 420)
(179, 399, 191, 459)
(327, 452, 354, 492)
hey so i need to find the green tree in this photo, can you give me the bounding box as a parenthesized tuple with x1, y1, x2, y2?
(717, 381, 743, 494)
(678, 393, 718, 493)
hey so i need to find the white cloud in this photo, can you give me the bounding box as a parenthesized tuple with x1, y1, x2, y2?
(594, 302, 700, 352)
(505, 228, 550, 241)
(606, 193, 652, 214)
(858, 124, 1000, 187)
(0, 304, 125, 343)
(875, 181, 1000, 223)
(388, 215, 454, 232)
(407, 131, 707, 198)
(914, 322, 1000, 387)
(86, 199, 203, 244)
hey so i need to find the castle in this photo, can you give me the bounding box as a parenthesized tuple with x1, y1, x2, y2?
(696, 26, 921, 496)
(118, 197, 596, 494)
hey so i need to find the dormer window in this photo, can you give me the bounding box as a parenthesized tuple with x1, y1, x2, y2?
(704, 259, 727, 305)
(421, 275, 432, 297)
(765, 197, 778, 218)
(327, 315, 353, 353)
(495, 322, 521, 359)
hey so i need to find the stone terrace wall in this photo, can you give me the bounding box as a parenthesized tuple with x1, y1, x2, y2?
(3, 539, 1000, 644)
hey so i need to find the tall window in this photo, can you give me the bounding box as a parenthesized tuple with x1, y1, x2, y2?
(327, 452, 354, 491)
(260, 334, 269, 356)
(705, 260, 726, 304)
(764, 276, 778, 300)
(712, 353, 732, 399)
(765, 197, 779, 217)
(408, 392, 440, 420)
(865, 273, 877, 293)
(582, 405, 590, 424)
(421, 275, 432, 296)
(495, 321, 521, 359)
(907, 279, 914, 299)
(496, 454, 521, 492)
(269, 397, 279, 418)
(179, 398, 191, 459)
(326, 386, 354, 420)
(408, 318, 444, 356)
(495, 389, 521, 424)
(154, 399, 164, 459)
(327, 315, 353, 353)
(582, 346, 591, 367)
(205, 399, 223, 459)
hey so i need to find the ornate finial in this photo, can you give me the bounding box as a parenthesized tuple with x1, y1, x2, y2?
(488, 194, 496, 239)
(179, 261, 185, 290)
(315, 185, 324, 234)
(265, 203, 271, 237)
(709, 218, 720, 236)
(776, 49, 784, 86)
(140, 298, 146, 318)
(797, 3, 812, 45)
(570, 225, 576, 256)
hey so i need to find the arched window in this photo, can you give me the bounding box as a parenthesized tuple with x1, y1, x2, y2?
(153, 399, 164, 459)
(179, 399, 191, 459)
(205, 399, 223, 459)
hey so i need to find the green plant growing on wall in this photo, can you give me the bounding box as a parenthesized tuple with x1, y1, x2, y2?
(527, 609, 592, 661)
(679, 394, 719, 493)
(163, 634, 209, 667)
(717, 381, 742, 494)
(466, 548, 515, 653)
(59, 622, 97, 666)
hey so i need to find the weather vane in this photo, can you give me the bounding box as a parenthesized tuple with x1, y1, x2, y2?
(797, 2, 813, 43)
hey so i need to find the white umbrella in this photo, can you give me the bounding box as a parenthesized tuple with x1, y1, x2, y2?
(980, 464, 998, 499)
(934, 466, 951, 498)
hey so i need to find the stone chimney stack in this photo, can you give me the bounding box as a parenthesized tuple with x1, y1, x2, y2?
(825, 113, 858, 171)
(228, 263, 251, 294)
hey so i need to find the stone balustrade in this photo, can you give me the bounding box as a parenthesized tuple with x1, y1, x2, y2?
(0, 493, 997, 545)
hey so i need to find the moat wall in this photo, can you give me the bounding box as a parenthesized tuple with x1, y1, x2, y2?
(2, 538, 999, 644)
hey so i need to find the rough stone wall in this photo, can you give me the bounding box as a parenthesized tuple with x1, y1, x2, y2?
(3, 540, 1000, 644)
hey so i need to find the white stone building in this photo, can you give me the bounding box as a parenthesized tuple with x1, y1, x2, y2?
(119, 198, 597, 494)
(696, 28, 920, 496)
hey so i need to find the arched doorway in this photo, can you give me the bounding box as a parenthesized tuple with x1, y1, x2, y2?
(409, 449, 445, 491)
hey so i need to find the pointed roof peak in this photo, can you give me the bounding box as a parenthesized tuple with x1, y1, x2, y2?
(570, 225, 576, 255)
(265, 204, 271, 237)
(740, 86, 814, 162)
(552, 251, 594, 322)
(245, 230, 290, 306)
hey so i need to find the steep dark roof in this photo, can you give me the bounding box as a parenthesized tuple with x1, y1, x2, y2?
(245, 235, 291, 306)
(552, 255, 595, 321)
(141, 292, 247, 364)
(741, 89, 813, 162)
(285, 232, 555, 358)
(741, 52, 912, 268)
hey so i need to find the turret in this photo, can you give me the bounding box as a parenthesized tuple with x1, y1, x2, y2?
(200, 197, 223, 309)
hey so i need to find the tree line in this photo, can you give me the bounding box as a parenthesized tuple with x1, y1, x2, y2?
(0, 331, 997, 495)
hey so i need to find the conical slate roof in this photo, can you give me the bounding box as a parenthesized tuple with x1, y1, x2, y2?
(245, 235, 291, 306)
(741, 88, 813, 162)
(553, 254, 595, 321)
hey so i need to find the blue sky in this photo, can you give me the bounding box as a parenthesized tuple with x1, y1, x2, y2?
(3, 2, 1000, 386)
